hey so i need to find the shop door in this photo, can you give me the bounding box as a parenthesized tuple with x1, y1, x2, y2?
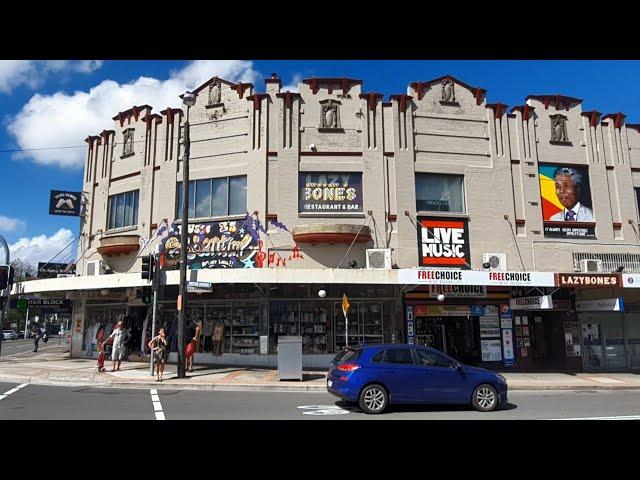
(581, 319, 604, 370)
(602, 314, 627, 369)
(414, 317, 447, 354)
(624, 314, 640, 369)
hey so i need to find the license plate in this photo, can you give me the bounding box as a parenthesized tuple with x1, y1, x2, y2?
(327, 380, 333, 387)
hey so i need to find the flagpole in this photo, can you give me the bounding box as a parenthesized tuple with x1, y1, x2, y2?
(345, 313, 348, 347)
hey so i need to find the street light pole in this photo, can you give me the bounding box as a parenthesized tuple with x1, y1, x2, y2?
(0, 234, 10, 357)
(177, 91, 196, 379)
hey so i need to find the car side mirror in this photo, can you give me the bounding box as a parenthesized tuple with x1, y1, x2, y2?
(455, 363, 463, 371)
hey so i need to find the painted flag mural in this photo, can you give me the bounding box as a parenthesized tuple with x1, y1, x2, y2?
(538, 164, 596, 239)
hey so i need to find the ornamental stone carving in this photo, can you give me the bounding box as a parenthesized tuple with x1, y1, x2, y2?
(123, 128, 134, 156)
(550, 114, 568, 142)
(208, 80, 221, 105)
(321, 100, 340, 129)
(441, 78, 455, 102)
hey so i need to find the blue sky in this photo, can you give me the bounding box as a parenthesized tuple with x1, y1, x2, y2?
(1, 59, 640, 265)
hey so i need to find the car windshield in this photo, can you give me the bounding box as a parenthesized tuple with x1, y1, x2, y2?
(333, 348, 361, 363)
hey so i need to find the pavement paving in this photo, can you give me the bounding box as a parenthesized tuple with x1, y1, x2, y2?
(2, 346, 640, 392)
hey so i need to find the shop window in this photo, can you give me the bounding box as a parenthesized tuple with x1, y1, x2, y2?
(415, 173, 465, 213)
(177, 175, 247, 220)
(107, 190, 139, 230)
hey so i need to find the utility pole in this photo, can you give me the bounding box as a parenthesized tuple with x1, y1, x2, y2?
(149, 245, 160, 377)
(0, 234, 11, 357)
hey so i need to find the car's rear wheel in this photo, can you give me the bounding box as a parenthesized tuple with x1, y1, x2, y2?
(472, 384, 499, 412)
(359, 384, 388, 414)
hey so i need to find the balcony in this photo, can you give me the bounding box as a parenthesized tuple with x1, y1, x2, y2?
(292, 224, 372, 244)
(97, 234, 140, 256)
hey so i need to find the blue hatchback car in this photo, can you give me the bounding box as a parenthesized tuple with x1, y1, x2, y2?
(327, 344, 508, 414)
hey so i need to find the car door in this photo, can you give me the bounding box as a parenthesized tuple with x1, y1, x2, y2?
(412, 348, 466, 404)
(372, 348, 421, 403)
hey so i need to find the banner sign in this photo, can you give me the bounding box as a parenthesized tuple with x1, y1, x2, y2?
(481, 339, 502, 362)
(398, 269, 556, 287)
(428, 285, 487, 298)
(622, 274, 640, 288)
(187, 281, 213, 293)
(556, 273, 621, 288)
(49, 190, 82, 216)
(480, 317, 501, 338)
(509, 295, 554, 310)
(37, 262, 76, 278)
(299, 172, 362, 212)
(9, 298, 72, 312)
(539, 165, 596, 239)
(576, 298, 624, 312)
(418, 216, 470, 269)
(162, 220, 261, 269)
(502, 328, 515, 367)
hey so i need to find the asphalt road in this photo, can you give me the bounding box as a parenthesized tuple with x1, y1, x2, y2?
(1, 382, 640, 420)
(0, 337, 66, 357)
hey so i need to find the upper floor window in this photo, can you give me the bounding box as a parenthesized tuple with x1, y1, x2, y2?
(415, 173, 465, 213)
(122, 128, 135, 157)
(177, 175, 247, 219)
(107, 190, 139, 230)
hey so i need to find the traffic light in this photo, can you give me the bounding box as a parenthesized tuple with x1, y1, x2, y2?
(0, 265, 13, 290)
(141, 254, 154, 281)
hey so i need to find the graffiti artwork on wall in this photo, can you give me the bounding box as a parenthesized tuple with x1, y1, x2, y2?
(161, 219, 260, 269)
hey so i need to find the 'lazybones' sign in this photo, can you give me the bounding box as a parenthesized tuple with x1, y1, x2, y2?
(398, 269, 556, 287)
(299, 172, 362, 212)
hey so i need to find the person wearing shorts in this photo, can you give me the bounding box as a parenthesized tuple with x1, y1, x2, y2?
(106, 321, 129, 372)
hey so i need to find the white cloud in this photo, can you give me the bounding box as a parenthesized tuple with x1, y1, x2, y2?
(0, 215, 26, 233)
(8, 228, 75, 267)
(0, 60, 103, 94)
(281, 73, 302, 93)
(6, 60, 261, 169)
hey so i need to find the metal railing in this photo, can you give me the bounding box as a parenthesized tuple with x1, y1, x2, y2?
(573, 252, 640, 273)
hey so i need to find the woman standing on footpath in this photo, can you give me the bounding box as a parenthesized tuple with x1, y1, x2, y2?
(148, 328, 168, 382)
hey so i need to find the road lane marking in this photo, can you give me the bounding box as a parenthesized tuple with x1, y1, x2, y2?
(549, 415, 640, 420)
(0, 383, 28, 401)
(297, 405, 351, 416)
(149, 389, 165, 420)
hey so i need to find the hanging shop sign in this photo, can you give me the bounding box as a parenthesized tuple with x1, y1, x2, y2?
(398, 269, 556, 287)
(509, 295, 554, 311)
(37, 262, 76, 279)
(556, 273, 621, 288)
(428, 285, 487, 298)
(575, 298, 624, 312)
(417, 216, 471, 269)
(481, 339, 502, 362)
(298, 172, 362, 213)
(49, 190, 82, 216)
(162, 220, 261, 269)
(187, 281, 213, 294)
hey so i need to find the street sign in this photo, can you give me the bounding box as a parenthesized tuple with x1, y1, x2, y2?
(187, 281, 212, 293)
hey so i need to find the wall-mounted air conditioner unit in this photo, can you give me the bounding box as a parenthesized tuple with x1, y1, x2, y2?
(86, 260, 106, 276)
(483, 253, 507, 271)
(579, 259, 603, 273)
(366, 249, 392, 270)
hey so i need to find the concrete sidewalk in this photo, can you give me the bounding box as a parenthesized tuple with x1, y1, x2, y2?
(2, 347, 640, 392)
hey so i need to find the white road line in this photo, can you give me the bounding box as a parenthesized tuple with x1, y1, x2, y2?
(150, 389, 165, 420)
(0, 383, 28, 401)
(549, 415, 640, 420)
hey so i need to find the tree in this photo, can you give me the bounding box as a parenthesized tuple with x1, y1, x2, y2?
(10, 259, 36, 282)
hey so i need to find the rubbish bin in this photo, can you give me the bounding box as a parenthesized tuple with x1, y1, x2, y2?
(277, 336, 303, 381)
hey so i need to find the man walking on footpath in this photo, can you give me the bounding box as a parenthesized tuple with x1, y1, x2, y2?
(106, 321, 129, 372)
(31, 323, 42, 352)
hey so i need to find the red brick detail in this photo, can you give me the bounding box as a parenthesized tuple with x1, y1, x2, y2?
(409, 82, 428, 100)
(276, 91, 301, 109)
(110, 171, 141, 184)
(486, 103, 508, 119)
(359, 92, 384, 111)
(142, 114, 163, 129)
(160, 108, 183, 126)
(510, 160, 521, 164)
(515, 219, 526, 226)
(525, 95, 583, 111)
(387, 214, 397, 222)
(474, 87, 487, 105)
(409, 75, 487, 102)
(510, 105, 535, 121)
(602, 112, 626, 129)
(581, 110, 602, 127)
(293, 232, 372, 244)
(153, 166, 160, 171)
(627, 124, 640, 132)
(151, 223, 158, 230)
(97, 244, 140, 256)
(606, 165, 615, 170)
(265, 213, 278, 221)
(390, 94, 413, 113)
(247, 93, 269, 111)
(192, 76, 237, 95)
(100, 130, 115, 143)
(302, 78, 363, 95)
(613, 222, 622, 229)
(233, 82, 253, 99)
(85, 135, 101, 147)
(268, 152, 278, 157)
(385, 152, 395, 157)
(300, 152, 363, 157)
(112, 105, 152, 126)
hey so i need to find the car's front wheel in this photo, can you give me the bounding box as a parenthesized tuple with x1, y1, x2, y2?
(359, 384, 388, 414)
(471, 384, 499, 412)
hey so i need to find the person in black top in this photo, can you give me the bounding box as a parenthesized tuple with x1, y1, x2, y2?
(148, 328, 168, 382)
(31, 323, 42, 352)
